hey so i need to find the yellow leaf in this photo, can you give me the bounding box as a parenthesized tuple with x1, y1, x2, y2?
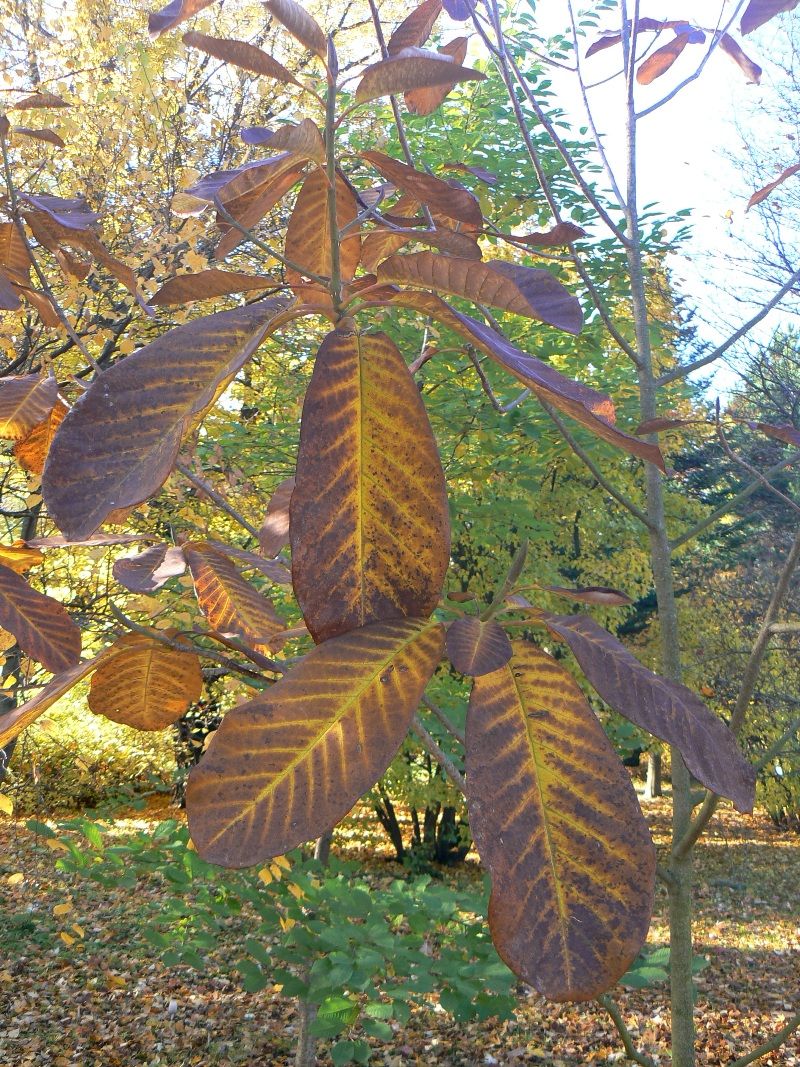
(272, 854, 291, 871)
(0, 793, 13, 815)
(257, 867, 273, 885)
(7, 872, 24, 885)
(287, 882, 305, 900)
(279, 916, 296, 932)
(60, 931, 76, 946)
(45, 838, 69, 851)
(71, 924, 85, 938)
(53, 901, 73, 917)
(3, 675, 16, 689)
(0, 970, 12, 982)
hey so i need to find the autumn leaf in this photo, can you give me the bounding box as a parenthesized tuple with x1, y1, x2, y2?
(466, 641, 656, 1001)
(355, 46, 484, 107)
(0, 655, 106, 748)
(284, 170, 360, 302)
(0, 374, 59, 441)
(405, 39, 473, 116)
(636, 33, 692, 85)
(150, 269, 279, 306)
(387, 0, 442, 55)
(42, 299, 290, 540)
(0, 542, 44, 574)
(741, 0, 799, 34)
(258, 477, 295, 557)
(182, 31, 302, 86)
(544, 614, 756, 812)
(0, 564, 81, 673)
(543, 585, 633, 606)
(148, 0, 218, 37)
(446, 616, 512, 676)
(362, 151, 482, 227)
(187, 618, 444, 865)
(88, 631, 203, 730)
(291, 326, 450, 642)
(747, 162, 800, 210)
(264, 0, 327, 60)
(112, 544, 187, 592)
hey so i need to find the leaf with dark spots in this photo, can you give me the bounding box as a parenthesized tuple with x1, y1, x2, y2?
(42, 299, 290, 540)
(112, 544, 187, 593)
(543, 614, 756, 812)
(291, 327, 450, 643)
(446, 616, 512, 676)
(0, 374, 58, 441)
(467, 641, 655, 1001)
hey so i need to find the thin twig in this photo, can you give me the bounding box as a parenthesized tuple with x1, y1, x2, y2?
(715, 406, 800, 517)
(541, 401, 655, 529)
(728, 1014, 800, 1067)
(421, 696, 465, 746)
(411, 714, 466, 793)
(597, 995, 658, 1067)
(466, 346, 530, 413)
(670, 451, 800, 551)
(754, 714, 800, 773)
(657, 266, 800, 386)
(176, 461, 261, 539)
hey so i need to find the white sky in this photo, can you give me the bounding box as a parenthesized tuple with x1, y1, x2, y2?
(509, 2, 798, 388)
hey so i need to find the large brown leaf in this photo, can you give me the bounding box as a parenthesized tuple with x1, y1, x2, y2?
(0, 271, 21, 311)
(747, 162, 800, 210)
(284, 170, 360, 299)
(88, 631, 203, 730)
(467, 641, 655, 1001)
(0, 563, 81, 673)
(240, 119, 325, 164)
(187, 618, 444, 865)
(258, 477, 295, 557)
(183, 541, 283, 646)
(544, 614, 756, 812)
(42, 299, 289, 540)
(291, 327, 450, 642)
(0, 374, 58, 441)
(362, 151, 482, 227)
(0, 222, 33, 284)
(0, 654, 106, 748)
(112, 543, 187, 592)
(150, 269, 278, 306)
(378, 253, 583, 334)
(741, 0, 799, 34)
(13, 398, 69, 474)
(182, 31, 302, 86)
(361, 224, 481, 271)
(387, 0, 442, 54)
(13, 127, 65, 148)
(405, 38, 470, 116)
(215, 161, 306, 259)
(149, 0, 217, 36)
(382, 291, 664, 469)
(264, 0, 327, 59)
(355, 46, 484, 106)
(718, 34, 762, 82)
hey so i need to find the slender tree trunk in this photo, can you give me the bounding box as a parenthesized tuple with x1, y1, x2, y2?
(293, 831, 333, 1067)
(644, 752, 662, 799)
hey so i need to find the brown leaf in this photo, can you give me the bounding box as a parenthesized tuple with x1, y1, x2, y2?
(88, 631, 202, 730)
(214, 161, 306, 259)
(112, 544, 187, 592)
(264, 0, 327, 60)
(16, 285, 60, 327)
(184, 541, 283, 645)
(404, 39, 473, 116)
(239, 119, 325, 163)
(718, 34, 762, 82)
(13, 397, 68, 474)
(636, 32, 692, 84)
(28, 533, 152, 548)
(258, 477, 295, 557)
(361, 224, 481, 271)
(0, 374, 58, 441)
(291, 327, 450, 643)
(182, 31, 303, 85)
(0, 563, 81, 673)
(741, 0, 799, 34)
(206, 540, 292, 584)
(284, 169, 360, 299)
(11, 93, 70, 110)
(0, 270, 21, 311)
(511, 221, 587, 247)
(0, 542, 43, 574)
(543, 585, 632, 606)
(0, 654, 106, 748)
(751, 421, 800, 447)
(446, 616, 512, 676)
(187, 618, 444, 865)
(544, 614, 756, 812)
(382, 291, 665, 469)
(0, 222, 32, 284)
(442, 162, 498, 185)
(747, 162, 800, 210)
(362, 150, 483, 227)
(42, 298, 290, 540)
(635, 416, 693, 434)
(388, 0, 442, 56)
(442, 0, 473, 18)
(148, 0, 218, 37)
(150, 269, 278, 306)
(585, 18, 675, 58)
(378, 252, 583, 333)
(18, 193, 98, 230)
(13, 127, 65, 147)
(467, 640, 655, 1001)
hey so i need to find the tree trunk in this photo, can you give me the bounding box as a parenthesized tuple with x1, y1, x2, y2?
(644, 752, 662, 799)
(293, 830, 333, 1067)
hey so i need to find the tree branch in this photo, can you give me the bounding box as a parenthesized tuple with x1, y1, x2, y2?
(597, 995, 658, 1067)
(411, 713, 466, 793)
(421, 695, 465, 746)
(729, 1014, 800, 1067)
(176, 461, 261, 539)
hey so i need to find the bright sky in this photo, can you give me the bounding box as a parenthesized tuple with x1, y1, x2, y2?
(515, 2, 798, 387)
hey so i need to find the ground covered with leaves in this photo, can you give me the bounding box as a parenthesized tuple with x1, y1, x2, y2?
(0, 797, 798, 1067)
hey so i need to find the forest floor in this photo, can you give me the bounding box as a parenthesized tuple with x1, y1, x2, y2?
(0, 794, 798, 1067)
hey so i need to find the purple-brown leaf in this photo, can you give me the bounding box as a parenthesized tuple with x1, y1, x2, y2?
(149, 0, 218, 37)
(741, 1, 799, 34)
(446, 616, 512, 676)
(0, 563, 81, 673)
(112, 544, 187, 592)
(150, 269, 278, 306)
(182, 31, 303, 86)
(258, 477, 295, 557)
(544, 585, 632, 606)
(387, 0, 442, 55)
